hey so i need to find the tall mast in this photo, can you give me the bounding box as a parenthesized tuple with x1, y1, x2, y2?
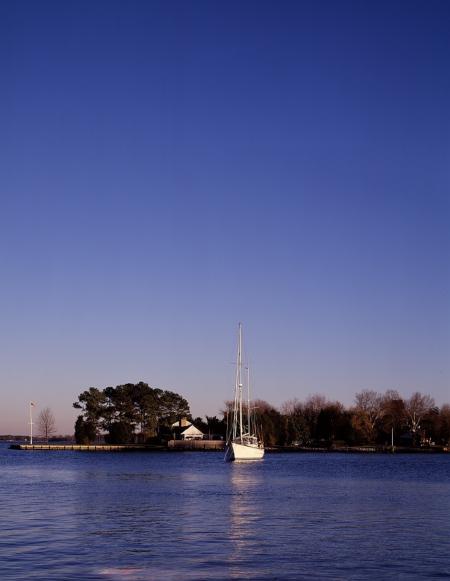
(247, 364, 251, 436)
(238, 323, 243, 441)
(29, 401, 34, 445)
(232, 329, 239, 440)
(232, 323, 241, 441)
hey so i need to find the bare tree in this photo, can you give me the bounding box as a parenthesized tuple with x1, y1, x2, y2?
(404, 392, 435, 434)
(280, 398, 303, 416)
(437, 404, 450, 445)
(378, 390, 405, 444)
(37, 407, 57, 443)
(353, 390, 383, 441)
(304, 394, 328, 414)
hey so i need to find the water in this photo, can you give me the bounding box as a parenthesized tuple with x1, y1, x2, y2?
(1, 445, 449, 580)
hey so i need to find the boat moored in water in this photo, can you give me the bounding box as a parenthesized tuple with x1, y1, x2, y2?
(224, 323, 264, 462)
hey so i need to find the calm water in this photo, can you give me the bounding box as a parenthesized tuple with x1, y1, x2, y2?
(1, 445, 449, 580)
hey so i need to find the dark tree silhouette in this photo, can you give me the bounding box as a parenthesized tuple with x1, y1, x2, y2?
(73, 382, 191, 444)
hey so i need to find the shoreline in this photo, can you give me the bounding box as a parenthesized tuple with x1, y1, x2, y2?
(9, 443, 449, 454)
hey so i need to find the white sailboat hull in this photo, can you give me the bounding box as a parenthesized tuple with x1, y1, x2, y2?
(225, 441, 265, 461)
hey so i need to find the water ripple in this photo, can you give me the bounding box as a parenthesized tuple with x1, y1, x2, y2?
(0, 447, 449, 579)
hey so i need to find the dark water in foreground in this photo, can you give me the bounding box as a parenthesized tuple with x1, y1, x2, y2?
(1, 446, 449, 580)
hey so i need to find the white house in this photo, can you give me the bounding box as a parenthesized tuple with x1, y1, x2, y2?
(181, 424, 204, 441)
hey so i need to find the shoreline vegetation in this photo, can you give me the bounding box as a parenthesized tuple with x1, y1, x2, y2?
(4, 384, 449, 453)
(70, 383, 450, 452)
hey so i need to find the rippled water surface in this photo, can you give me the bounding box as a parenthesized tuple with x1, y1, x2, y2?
(1, 446, 449, 580)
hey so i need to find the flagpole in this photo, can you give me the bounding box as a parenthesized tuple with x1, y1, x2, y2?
(29, 402, 34, 445)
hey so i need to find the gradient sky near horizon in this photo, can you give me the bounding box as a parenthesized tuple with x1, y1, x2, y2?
(1, 0, 449, 434)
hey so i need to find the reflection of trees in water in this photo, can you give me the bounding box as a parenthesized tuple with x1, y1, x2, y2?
(228, 463, 263, 579)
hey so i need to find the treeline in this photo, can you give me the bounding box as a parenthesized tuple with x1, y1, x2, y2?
(73, 382, 190, 444)
(246, 390, 450, 448)
(73, 384, 450, 448)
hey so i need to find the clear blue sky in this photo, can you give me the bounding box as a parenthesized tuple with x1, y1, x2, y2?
(1, 0, 449, 434)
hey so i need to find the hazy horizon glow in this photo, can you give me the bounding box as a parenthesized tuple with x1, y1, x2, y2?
(1, 1, 449, 433)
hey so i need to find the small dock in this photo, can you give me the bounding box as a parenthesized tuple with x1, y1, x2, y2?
(168, 440, 225, 451)
(10, 441, 225, 452)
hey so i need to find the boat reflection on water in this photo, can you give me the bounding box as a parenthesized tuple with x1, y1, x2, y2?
(227, 463, 264, 579)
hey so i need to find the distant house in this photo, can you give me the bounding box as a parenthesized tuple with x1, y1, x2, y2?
(181, 424, 204, 441)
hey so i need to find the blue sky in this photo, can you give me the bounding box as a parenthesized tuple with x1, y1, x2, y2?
(1, 0, 449, 433)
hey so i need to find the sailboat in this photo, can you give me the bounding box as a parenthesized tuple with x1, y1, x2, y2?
(224, 323, 264, 461)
